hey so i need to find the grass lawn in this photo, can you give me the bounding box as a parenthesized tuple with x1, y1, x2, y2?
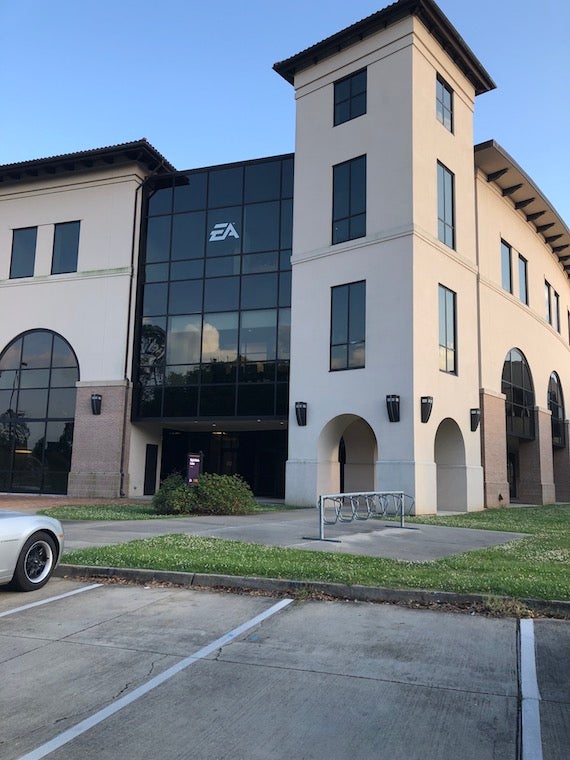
(39, 502, 297, 521)
(61, 504, 570, 602)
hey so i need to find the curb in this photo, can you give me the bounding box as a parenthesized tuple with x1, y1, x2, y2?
(55, 564, 570, 618)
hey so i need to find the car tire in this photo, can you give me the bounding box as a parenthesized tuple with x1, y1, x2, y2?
(10, 532, 57, 592)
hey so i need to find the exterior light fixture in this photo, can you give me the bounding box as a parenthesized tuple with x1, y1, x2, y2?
(295, 401, 307, 426)
(90, 393, 102, 416)
(420, 396, 433, 423)
(386, 395, 400, 423)
(470, 408, 481, 431)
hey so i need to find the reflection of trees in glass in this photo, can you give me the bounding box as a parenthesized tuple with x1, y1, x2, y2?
(139, 324, 166, 387)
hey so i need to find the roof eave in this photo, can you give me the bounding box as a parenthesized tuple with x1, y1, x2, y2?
(273, 0, 495, 95)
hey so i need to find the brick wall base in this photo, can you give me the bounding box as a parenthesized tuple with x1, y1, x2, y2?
(68, 381, 131, 499)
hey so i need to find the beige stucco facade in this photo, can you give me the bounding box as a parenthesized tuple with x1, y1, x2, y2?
(0, 1, 568, 510)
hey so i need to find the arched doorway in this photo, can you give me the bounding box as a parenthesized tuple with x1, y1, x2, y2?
(434, 418, 467, 511)
(0, 330, 78, 493)
(549, 372, 569, 501)
(501, 348, 535, 500)
(317, 415, 377, 495)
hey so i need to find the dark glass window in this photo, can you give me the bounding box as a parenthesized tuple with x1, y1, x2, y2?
(171, 212, 205, 260)
(279, 271, 291, 307)
(281, 158, 294, 198)
(242, 251, 278, 274)
(10, 227, 37, 279)
(143, 283, 168, 316)
(438, 284, 456, 374)
(245, 161, 281, 202)
(168, 280, 203, 315)
(280, 199, 293, 249)
(501, 240, 512, 293)
(205, 256, 240, 277)
(330, 281, 365, 371)
(145, 263, 169, 283)
(0, 330, 78, 494)
(332, 156, 366, 245)
(243, 202, 280, 252)
(518, 255, 528, 305)
(164, 386, 198, 417)
(502, 348, 535, 440)
(173, 173, 207, 213)
(208, 167, 243, 207)
(548, 372, 565, 448)
(170, 259, 203, 281)
(146, 217, 171, 263)
(545, 281, 559, 330)
(241, 274, 278, 309)
(200, 385, 236, 415)
(437, 162, 455, 249)
(52, 221, 80, 274)
(436, 75, 453, 132)
(334, 68, 367, 126)
(147, 179, 173, 215)
(204, 276, 239, 312)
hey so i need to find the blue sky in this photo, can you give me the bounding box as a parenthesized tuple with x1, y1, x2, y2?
(1, 0, 568, 222)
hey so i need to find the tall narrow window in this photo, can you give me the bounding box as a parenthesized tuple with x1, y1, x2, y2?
(330, 281, 365, 371)
(10, 227, 37, 279)
(437, 162, 455, 249)
(501, 240, 512, 293)
(438, 284, 456, 374)
(332, 156, 366, 245)
(436, 75, 453, 132)
(334, 69, 367, 126)
(548, 372, 565, 448)
(545, 281, 552, 323)
(52, 221, 80, 274)
(553, 290, 560, 332)
(518, 255, 528, 305)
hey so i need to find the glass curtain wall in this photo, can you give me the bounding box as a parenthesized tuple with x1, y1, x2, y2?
(134, 156, 293, 421)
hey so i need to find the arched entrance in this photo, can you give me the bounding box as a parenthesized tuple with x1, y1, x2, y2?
(434, 418, 467, 511)
(0, 330, 78, 493)
(317, 415, 377, 495)
(501, 348, 535, 501)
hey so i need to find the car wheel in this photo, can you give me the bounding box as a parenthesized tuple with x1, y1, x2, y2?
(11, 532, 57, 592)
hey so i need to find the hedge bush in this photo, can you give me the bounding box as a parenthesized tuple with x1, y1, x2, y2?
(152, 472, 256, 516)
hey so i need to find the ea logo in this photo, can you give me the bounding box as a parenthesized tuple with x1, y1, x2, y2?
(209, 222, 240, 242)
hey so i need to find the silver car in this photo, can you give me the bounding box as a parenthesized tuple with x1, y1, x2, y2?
(0, 512, 64, 591)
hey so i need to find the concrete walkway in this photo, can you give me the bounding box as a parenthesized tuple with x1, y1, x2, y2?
(0, 495, 526, 562)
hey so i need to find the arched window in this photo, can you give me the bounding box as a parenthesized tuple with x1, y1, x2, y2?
(0, 330, 78, 493)
(548, 372, 565, 448)
(501, 348, 535, 440)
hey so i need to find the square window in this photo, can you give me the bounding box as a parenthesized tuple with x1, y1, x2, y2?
(334, 69, 367, 126)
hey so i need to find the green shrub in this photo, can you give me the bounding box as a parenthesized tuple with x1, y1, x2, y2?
(192, 473, 256, 515)
(152, 472, 256, 515)
(152, 473, 197, 515)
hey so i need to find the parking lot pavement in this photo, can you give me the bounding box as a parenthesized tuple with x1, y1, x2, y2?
(2, 579, 568, 759)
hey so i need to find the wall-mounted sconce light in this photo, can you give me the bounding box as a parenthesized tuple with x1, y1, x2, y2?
(90, 393, 102, 416)
(420, 396, 433, 423)
(470, 408, 481, 431)
(295, 401, 307, 426)
(386, 395, 400, 423)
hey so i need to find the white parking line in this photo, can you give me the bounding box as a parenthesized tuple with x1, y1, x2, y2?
(17, 597, 293, 760)
(519, 619, 543, 760)
(0, 584, 101, 618)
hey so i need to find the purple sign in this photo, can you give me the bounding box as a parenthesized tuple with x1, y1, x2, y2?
(187, 452, 202, 485)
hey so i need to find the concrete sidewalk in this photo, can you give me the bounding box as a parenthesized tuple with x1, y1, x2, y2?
(0, 495, 526, 562)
